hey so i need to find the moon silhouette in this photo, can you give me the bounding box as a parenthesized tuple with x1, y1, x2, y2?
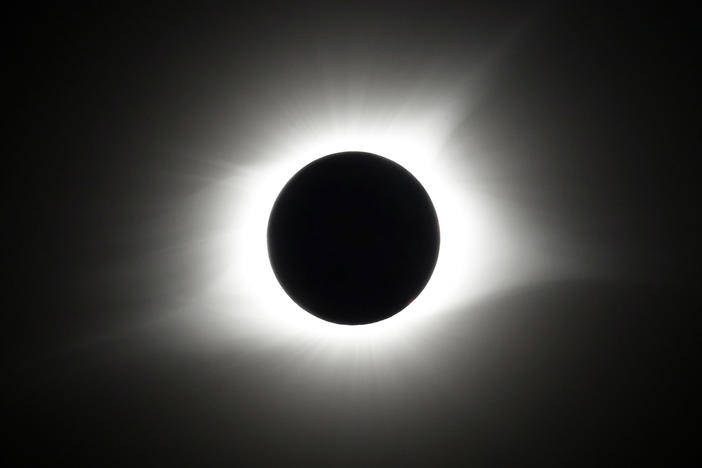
(267, 151, 440, 325)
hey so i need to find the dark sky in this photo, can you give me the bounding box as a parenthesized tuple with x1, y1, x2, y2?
(6, 2, 697, 465)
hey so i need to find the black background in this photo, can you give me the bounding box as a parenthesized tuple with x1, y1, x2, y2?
(6, 2, 698, 465)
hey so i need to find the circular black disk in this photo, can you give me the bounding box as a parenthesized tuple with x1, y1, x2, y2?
(267, 152, 440, 325)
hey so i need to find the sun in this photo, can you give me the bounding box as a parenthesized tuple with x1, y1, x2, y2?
(181, 89, 572, 359)
(197, 113, 500, 347)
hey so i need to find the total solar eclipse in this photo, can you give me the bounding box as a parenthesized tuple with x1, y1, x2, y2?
(267, 151, 440, 325)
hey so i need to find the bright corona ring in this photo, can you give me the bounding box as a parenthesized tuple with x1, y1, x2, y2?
(202, 104, 544, 352)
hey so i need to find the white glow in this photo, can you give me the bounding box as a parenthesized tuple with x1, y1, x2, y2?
(183, 92, 572, 356)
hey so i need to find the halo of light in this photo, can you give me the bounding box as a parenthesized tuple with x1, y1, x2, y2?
(187, 95, 565, 358)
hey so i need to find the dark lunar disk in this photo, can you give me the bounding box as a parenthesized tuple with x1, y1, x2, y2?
(267, 151, 440, 325)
